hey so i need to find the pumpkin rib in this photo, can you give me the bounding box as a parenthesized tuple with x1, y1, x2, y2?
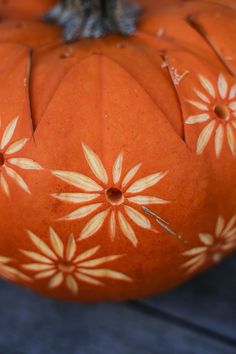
(186, 15, 236, 77)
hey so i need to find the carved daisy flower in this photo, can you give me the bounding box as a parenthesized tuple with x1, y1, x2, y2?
(0, 116, 42, 195)
(21, 227, 132, 294)
(182, 215, 236, 274)
(0, 256, 31, 283)
(52, 143, 169, 246)
(185, 74, 236, 157)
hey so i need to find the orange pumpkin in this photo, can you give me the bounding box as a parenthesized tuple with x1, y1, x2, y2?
(0, 0, 235, 301)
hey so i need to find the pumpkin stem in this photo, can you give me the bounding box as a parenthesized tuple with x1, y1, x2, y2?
(43, 0, 141, 42)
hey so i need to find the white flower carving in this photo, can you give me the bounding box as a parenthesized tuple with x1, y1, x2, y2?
(182, 215, 236, 274)
(21, 227, 132, 294)
(0, 255, 31, 282)
(185, 74, 236, 157)
(0, 116, 42, 196)
(52, 143, 169, 246)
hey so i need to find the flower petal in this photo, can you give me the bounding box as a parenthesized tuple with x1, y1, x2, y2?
(215, 216, 225, 237)
(82, 142, 108, 184)
(4, 166, 30, 194)
(196, 121, 216, 155)
(35, 269, 56, 279)
(21, 250, 54, 264)
(218, 73, 228, 99)
(59, 203, 103, 221)
(23, 263, 54, 271)
(182, 247, 207, 256)
(49, 227, 64, 258)
(78, 268, 132, 282)
(5, 138, 29, 155)
(226, 125, 236, 156)
(185, 114, 210, 125)
(65, 274, 78, 294)
(118, 211, 138, 246)
(181, 253, 206, 269)
(124, 205, 152, 230)
(229, 101, 236, 110)
(74, 246, 100, 263)
(215, 124, 224, 158)
(0, 173, 9, 196)
(0, 116, 19, 149)
(7, 158, 42, 170)
(65, 234, 77, 262)
(122, 163, 142, 188)
(126, 171, 167, 194)
(186, 100, 209, 111)
(109, 211, 116, 241)
(229, 84, 236, 100)
(27, 230, 58, 260)
(79, 255, 122, 268)
(194, 89, 210, 103)
(75, 272, 103, 286)
(223, 216, 236, 236)
(199, 233, 214, 246)
(127, 195, 169, 205)
(51, 170, 103, 192)
(48, 272, 63, 288)
(113, 152, 123, 184)
(51, 193, 100, 204)
(79, 209, 109, 240)
(199, 75, 215, 98)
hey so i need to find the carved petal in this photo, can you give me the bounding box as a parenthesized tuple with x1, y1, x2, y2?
(0, 173, 9, 196)
(127, 195, 169, 205)
(185, 114, 210, 124)
(65, 234, 77, 262)
(113, 152, 123, 184)
(196, 121, 215, 155)
(118, 211, 137, 246)
(82, 142, 108, 184)
(52, 170, 103, 192)
(4, 166, 30, 194)
(199, 233, 214, 246)
(0, 116, 19, 149)
(182, 247, 207, 256)
(124, 205, 151, 230)
(52, 193, 100, 204)
(126, 171, 167, 194)
(215, 216, 225, 237)
(79, 255, 121, 268)
(74, 246, 100, 263)
(218, 73, 228, 99)
(226, 125, 236, 156)
(79, 209, 110, 240)
(21, 250, 53, 264)
(78, 268, 131, 282)
(109, 211, 116, 240)
(122, 163, 142, 188)
(59, 203, 102, 221)
(186, 100, 209, 111)
(48, 272, 64, 288)
(199, 75, 216, 98)
(27, 230, 58, 260)
(8, 158, 42, 170)
(5, 138, 29, 155)
(215, 125, 224, 158)
(66, 274, 78, 294)
(75, 272, 103, 286)
(49, 227, 64, 258)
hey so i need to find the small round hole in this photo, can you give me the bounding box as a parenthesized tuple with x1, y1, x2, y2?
(58, 263, 75, 273)
(0, 152, 5, 166)
(214, 103, 229, 120)
(106, 188, 124, 205)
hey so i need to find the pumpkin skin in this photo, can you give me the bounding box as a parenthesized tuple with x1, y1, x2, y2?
(0, 0, 235, 301)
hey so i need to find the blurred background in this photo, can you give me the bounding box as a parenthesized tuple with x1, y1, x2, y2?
(0, 254, 235, 354)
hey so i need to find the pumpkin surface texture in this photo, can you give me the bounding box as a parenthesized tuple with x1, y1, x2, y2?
(0, 0, 235, 301)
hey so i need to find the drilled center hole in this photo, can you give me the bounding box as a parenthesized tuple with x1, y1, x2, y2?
(58, 263, 75, 273)
(106, 188, 124, 205)
(0, 152, 5, 166)
(214, 103, 229, 120)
